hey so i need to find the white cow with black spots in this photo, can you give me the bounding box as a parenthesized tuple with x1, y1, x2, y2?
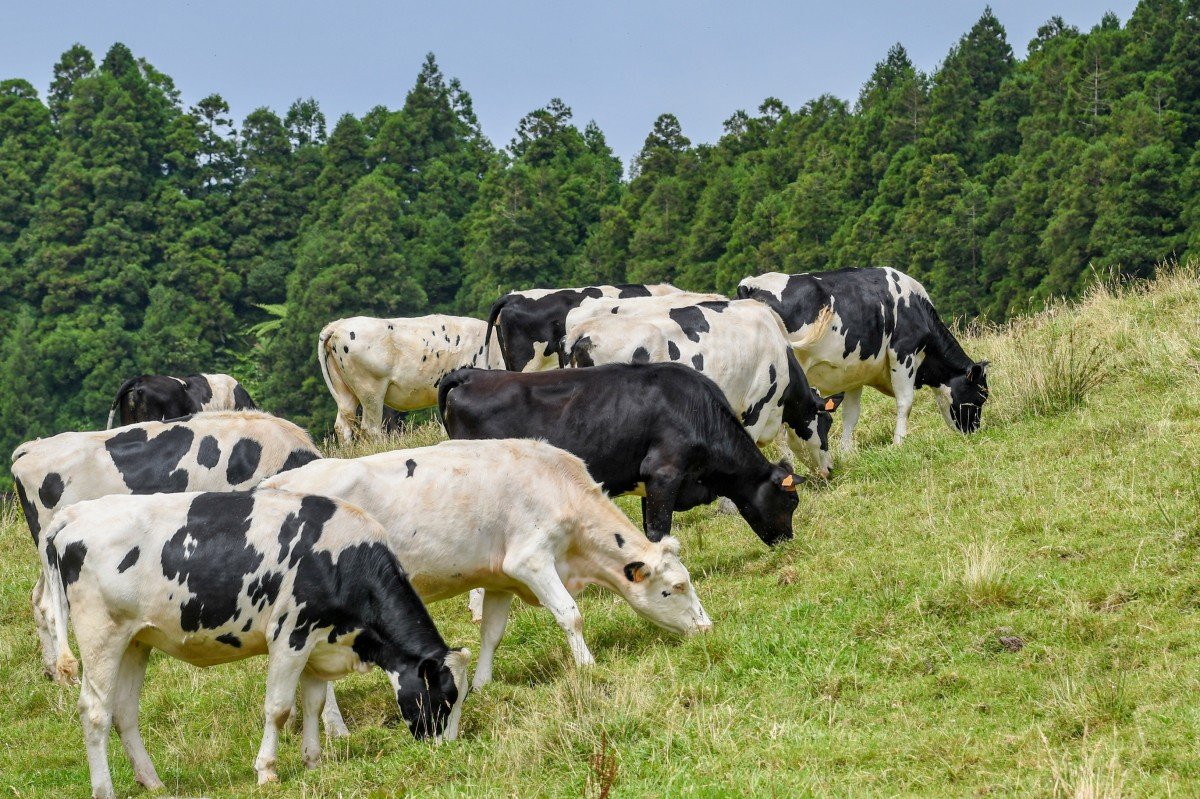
(262, 438, 711, 700)
(319, 315, 504, 442)
(564, 296, 841, 478)
(736, 267, 990, 449)
(12, 411, 321, 681)
(43, 488, 470, 798)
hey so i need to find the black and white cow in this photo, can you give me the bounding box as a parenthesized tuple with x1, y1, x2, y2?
(484, 283, 681, 372)
(107, 373, 255, 428)
(43, 488, 470, 798)
(319, 315, 503, 442)
(12, 411, 322, 679)
(564, 296, 841, 478)
(438, 364, 804, 545)
(737, 267, 989, 449)
(264, 439, 710, 695)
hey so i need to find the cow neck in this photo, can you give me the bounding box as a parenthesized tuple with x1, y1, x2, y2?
(567, 517, 653, 593)
(358, 563, 450, 672)
(703, 429, 777, 506)
(913, 299, 974, 389)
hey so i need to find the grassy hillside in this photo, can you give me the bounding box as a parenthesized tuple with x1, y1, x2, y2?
(1, 265, 1197, 798)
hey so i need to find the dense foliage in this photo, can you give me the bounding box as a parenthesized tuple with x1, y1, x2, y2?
(1, 2, 1197, 461)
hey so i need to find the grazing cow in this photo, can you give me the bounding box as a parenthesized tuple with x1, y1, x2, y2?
(263, 439, 710, 696)
(736, 267, 989, 449)
(107, 373, 255, 428)
(484, 283, 682, 372)
(564, 297, 841, 478)
(439, 364, 804, 545)
(43, 488, 470, 798)
(12, 411, 322, 680)
(319, 315, 503, 442)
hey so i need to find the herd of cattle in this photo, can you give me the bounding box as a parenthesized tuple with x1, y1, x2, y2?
(11, 266, 989, 797)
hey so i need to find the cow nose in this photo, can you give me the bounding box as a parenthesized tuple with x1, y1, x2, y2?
(697, 619, 713, 633)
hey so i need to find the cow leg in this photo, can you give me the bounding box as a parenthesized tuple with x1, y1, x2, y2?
(299, 672, 326, 770)
(891, 371, 915, 445)
(505, 556, 594, 667)
(76, 623, 134, 799)
(31, 573, 59, 679)
(255, 648, 309, 785)
(839, 387, 863, 452)
(468, 588, 485, 624)
(358, 388, 387, 439)
(111, 641, 162, 790)
(322, 682, 350, 739)
(333, 405, 357, 444)
(473, 589, 514, 689)
(641, 465, 683, 542)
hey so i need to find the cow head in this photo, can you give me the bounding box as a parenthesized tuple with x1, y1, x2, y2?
(786, 390, 843, 479)
(389, 647, 471, 742)
(732, 461, 802, 546)
(621, 536, 711, 635)
(938, 361, 989, 434)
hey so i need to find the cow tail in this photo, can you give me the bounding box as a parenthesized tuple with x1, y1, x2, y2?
(317, 324, 352, 410)
(43, 525, 79, 685)
(483, 295, 510, 369)
(106, 376, 141, 429)
(791, 306, 835, 350)
(436, 368, 472, 430)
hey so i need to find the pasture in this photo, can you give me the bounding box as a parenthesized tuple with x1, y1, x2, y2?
(1, 265, 1197, 797)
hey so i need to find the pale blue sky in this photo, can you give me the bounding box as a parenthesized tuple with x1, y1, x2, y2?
(3, 1, 1138, 169)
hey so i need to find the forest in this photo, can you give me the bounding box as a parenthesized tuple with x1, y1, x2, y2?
(0, 1, 1197, 465)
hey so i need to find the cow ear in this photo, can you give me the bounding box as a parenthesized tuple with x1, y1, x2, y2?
(623, 561, 650, 583)
(967, 362, 988, 383)
(779, 473, 800, 493)
(823, 393, 845, 412)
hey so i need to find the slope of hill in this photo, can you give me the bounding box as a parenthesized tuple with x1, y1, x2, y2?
(0, 264, 1196, 797)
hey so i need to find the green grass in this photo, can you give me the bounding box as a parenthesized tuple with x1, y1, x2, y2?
(2, 266, 1198, 797)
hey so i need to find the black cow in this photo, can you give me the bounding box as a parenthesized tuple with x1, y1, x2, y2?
(438, 364, 804, 545)
(107, 373, 256, 428)
(484, 283, 681, 372)
(737, 267, 989, 449)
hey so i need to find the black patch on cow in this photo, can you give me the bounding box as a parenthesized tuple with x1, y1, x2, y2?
(247, 570, 283, 610)
(349, 331, 356, 340)
(232, 384, 256, 410)
(14, 479, 40, 543)
(343, 345, 349, 354)
(226, 439, 264, 485)
(197, 436, 221, 468)
(281, 448, 320, 472)
(161, 492, 261, 632)
(242, 617, 253, 632)
(216, 633, 242, 647)
(277, 495, 339, 569)
(106, 426, 195, 494)
(668, 306, 709, 342)
(186, 375, 214, 406)
(117, 547, 140, 573)
(58, 541, 88, 587)
(698, 300, 728, 312)
(632, 346, 651, 364)
(667, 341, 681, 361)
(611, 307, 619, 314)
(615, 533, 625, 549)
(691, 353, 704, 371)
(273, 612, 288, 640)
(405, 459, 417, 477)
(39, 473, 65, 510)
(616, 284, 653, 298)
(741, 379, 779, 428)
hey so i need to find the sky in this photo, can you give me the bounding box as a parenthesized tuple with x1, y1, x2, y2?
(3, 0, 1140, 169)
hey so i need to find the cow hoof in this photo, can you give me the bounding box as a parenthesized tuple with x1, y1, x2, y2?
(135, 773, 165, 791)
(256, 770, 279, 786)
(324, 719, 351, 739)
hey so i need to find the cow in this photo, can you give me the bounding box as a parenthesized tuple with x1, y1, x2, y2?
(484, 283, 682, 372)
(438, 364, 805, 546)
(263, 439, 710, 701)
(564, 296, 841, 478)
(318, 315, 503, 443)
(42, 488, 470, 798)
(107, 373, 255, 428)
(736, 267, 989, 449)
(12, 411, 322, 682)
